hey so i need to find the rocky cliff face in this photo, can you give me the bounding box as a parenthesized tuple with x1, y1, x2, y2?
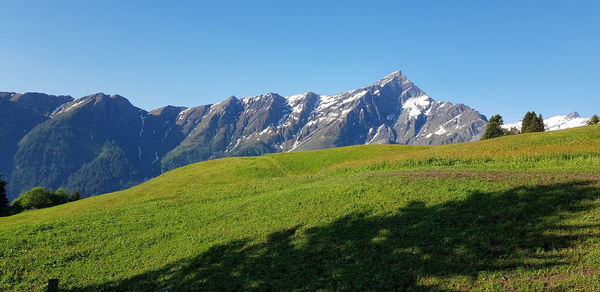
(1, 71, 487, 199)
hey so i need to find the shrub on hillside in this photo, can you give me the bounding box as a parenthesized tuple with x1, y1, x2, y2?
(55, 188, 70, 203)
(69, 191, 81, 202)
(12, 187, 71, 211)
(503, 127, 520, 135)
(588, 115, 599, 125)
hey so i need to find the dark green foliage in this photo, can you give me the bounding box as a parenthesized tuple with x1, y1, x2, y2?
(0, 174, 9, 216)
(503, 127, 520, 135)
(54, 188, 70, 203)
(537, 114, 545, 131)
(62, 141, 139, 196)
(12, 187, 69, 210)
(8, 187, 79, 215)
(69, 191, 81, 202)
(9, 118, 100, 198)
(588, 115, 599, 125)
(0, 94, 72, 184)
(521, 111, 545, 133)
(481, 114, 505, 140)
(9, 102, 155, 199)
(521, 112, 535, 133)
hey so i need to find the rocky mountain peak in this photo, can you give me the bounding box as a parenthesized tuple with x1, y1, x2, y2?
(373, 71, 409, 87)
(50, 93, 138, 119)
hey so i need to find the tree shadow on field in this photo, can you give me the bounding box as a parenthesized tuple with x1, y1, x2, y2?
(70, 181, 600, 291)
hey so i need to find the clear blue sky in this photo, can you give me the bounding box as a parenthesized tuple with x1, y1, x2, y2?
(1, 0, 598, 121)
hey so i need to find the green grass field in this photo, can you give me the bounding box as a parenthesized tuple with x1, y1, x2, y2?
(2, 125, 600, 291)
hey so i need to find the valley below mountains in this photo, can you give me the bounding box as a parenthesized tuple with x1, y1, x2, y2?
(0, 71, 488, 199)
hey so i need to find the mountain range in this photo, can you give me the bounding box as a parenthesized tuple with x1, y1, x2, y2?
(1, 71, 490, 199)
(502, 112, 591, 131)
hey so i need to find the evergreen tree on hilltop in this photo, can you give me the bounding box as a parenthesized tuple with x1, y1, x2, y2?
(521, 112, 535, 133)
(0, 174, 9, 216)
(521, 111, 545, 133)
(536, 114, 545, 132)
(481, 114, 505, 140)
(588, 115, 599, 125)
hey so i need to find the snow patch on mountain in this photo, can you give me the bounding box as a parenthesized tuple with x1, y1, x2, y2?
(402, 95, 432, 118)
(317, 90, 367, 111)
(49, 102, 70, 118)
(61, 99, 88, 114)
(177, 108, 192, 122)
(138, 113, 148, 160)
(434, 126, 448, 135)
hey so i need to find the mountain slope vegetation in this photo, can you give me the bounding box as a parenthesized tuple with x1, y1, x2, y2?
(0, 93, 72, 185)
(1, 125, 600, 291)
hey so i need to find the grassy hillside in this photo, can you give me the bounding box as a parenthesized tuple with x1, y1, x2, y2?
(1, 125, 600, 291)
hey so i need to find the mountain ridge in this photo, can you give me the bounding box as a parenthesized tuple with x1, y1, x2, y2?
(1, 71, 487, 199)
(502, 112, 591, 132)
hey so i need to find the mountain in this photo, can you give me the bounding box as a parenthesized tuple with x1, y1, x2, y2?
(161, 71, 487, 170)
(1, 71, 487, 199)
(502, 112, 590, 132)
(9, 93, 186, 199)
(0, 92, 73, 183)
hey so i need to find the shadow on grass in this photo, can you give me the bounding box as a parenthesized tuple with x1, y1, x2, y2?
(70, 181, 600, 291)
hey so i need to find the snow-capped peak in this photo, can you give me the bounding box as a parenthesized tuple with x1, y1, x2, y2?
(502, 112, 590, 132)
(544, 113, 590, 131)
(565, 112, 581, 119)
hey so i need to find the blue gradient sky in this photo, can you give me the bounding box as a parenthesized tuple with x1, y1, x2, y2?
(0, 0, 598, 121)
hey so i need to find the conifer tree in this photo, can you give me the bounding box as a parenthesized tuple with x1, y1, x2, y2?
(0, 174, 9, 216)
(521, 111, 545, 133)
(521, 112, 534, 133)
(481, 114, 505, 140)
(536, 114, 545, 132)
(588, 115, 599, 125)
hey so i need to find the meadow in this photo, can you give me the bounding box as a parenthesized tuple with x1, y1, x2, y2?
(1, 125, 600, 291)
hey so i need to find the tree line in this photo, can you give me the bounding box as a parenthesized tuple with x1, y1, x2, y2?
(482, 112, 599, 140)
(0, 174, 80, 217)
